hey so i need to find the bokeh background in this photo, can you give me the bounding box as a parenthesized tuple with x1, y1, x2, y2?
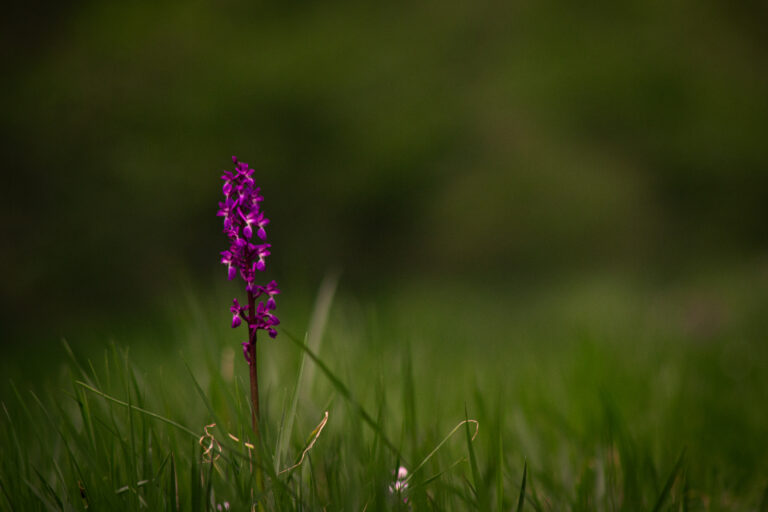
(2, 2, 768, 507)
(2, 0, 768, 347)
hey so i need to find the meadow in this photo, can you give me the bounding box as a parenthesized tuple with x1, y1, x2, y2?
(2, 268, 767, 511)
(3, 2, 768, 510)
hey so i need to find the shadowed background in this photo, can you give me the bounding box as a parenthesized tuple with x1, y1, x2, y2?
(2, 0, 767, 342)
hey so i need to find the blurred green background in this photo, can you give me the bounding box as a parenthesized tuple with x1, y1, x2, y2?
(2, 2, 768, 507)
(2, 0, 767, 341)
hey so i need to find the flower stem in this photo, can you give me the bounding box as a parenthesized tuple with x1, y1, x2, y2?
(247, 290, 260, 436)
(248, 342, 260, 432)
(247, 290, 265, 506)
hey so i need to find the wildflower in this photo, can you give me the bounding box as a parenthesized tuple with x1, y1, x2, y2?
(218, 156, 280, 355)
(390, 466, 409, 494)
(230, 299, 244, 328)
(218, 156, 280, 435)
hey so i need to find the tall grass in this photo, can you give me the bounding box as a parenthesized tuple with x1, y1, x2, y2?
(2, 274, 767, 509)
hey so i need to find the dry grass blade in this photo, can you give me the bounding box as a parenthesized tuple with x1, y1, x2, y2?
(279, 411, 329, 474)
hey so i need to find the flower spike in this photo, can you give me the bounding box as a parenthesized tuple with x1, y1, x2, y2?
(218, 157, 280, 356)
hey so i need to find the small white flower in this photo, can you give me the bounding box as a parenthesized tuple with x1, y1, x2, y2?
(389, 466, 409, 493)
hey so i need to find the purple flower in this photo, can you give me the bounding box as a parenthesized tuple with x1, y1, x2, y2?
(239, 209, 269, 240)
(230, 299, 244, 328)
(263, 280, 280, 309)
(254, 243, 271, 271)
(220, 251, 237, 280)
(218, 156, 280, 360)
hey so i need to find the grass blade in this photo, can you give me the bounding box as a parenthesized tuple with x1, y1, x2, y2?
(652, 449, 685, 512)
(61, 339, 93, 385)
(465, 406, 485, 509)
(76, 381, 198, 438)
(404, 418, 478, 486)
(190, 443, 201, 512)
(283, 329, 402, 460)
(182, 357, 224, 428)
(168, 453, 179, 512)
(299, 271, 339, 395)
(23, 477, 58, 512)
(275, 334, 309, 474)
(516, 459, 527, 512)
(283, 270, 337, 470)
(497, 428, 504, 512)
(465, 408, 481, 484)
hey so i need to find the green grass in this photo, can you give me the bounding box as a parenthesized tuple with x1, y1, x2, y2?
(2, 272, 768, 510)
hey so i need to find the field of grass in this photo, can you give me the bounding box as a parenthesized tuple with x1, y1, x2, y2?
(2, 269, 767, 510)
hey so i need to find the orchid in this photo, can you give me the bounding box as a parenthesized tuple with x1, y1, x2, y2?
(218, 155, 279, 434)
